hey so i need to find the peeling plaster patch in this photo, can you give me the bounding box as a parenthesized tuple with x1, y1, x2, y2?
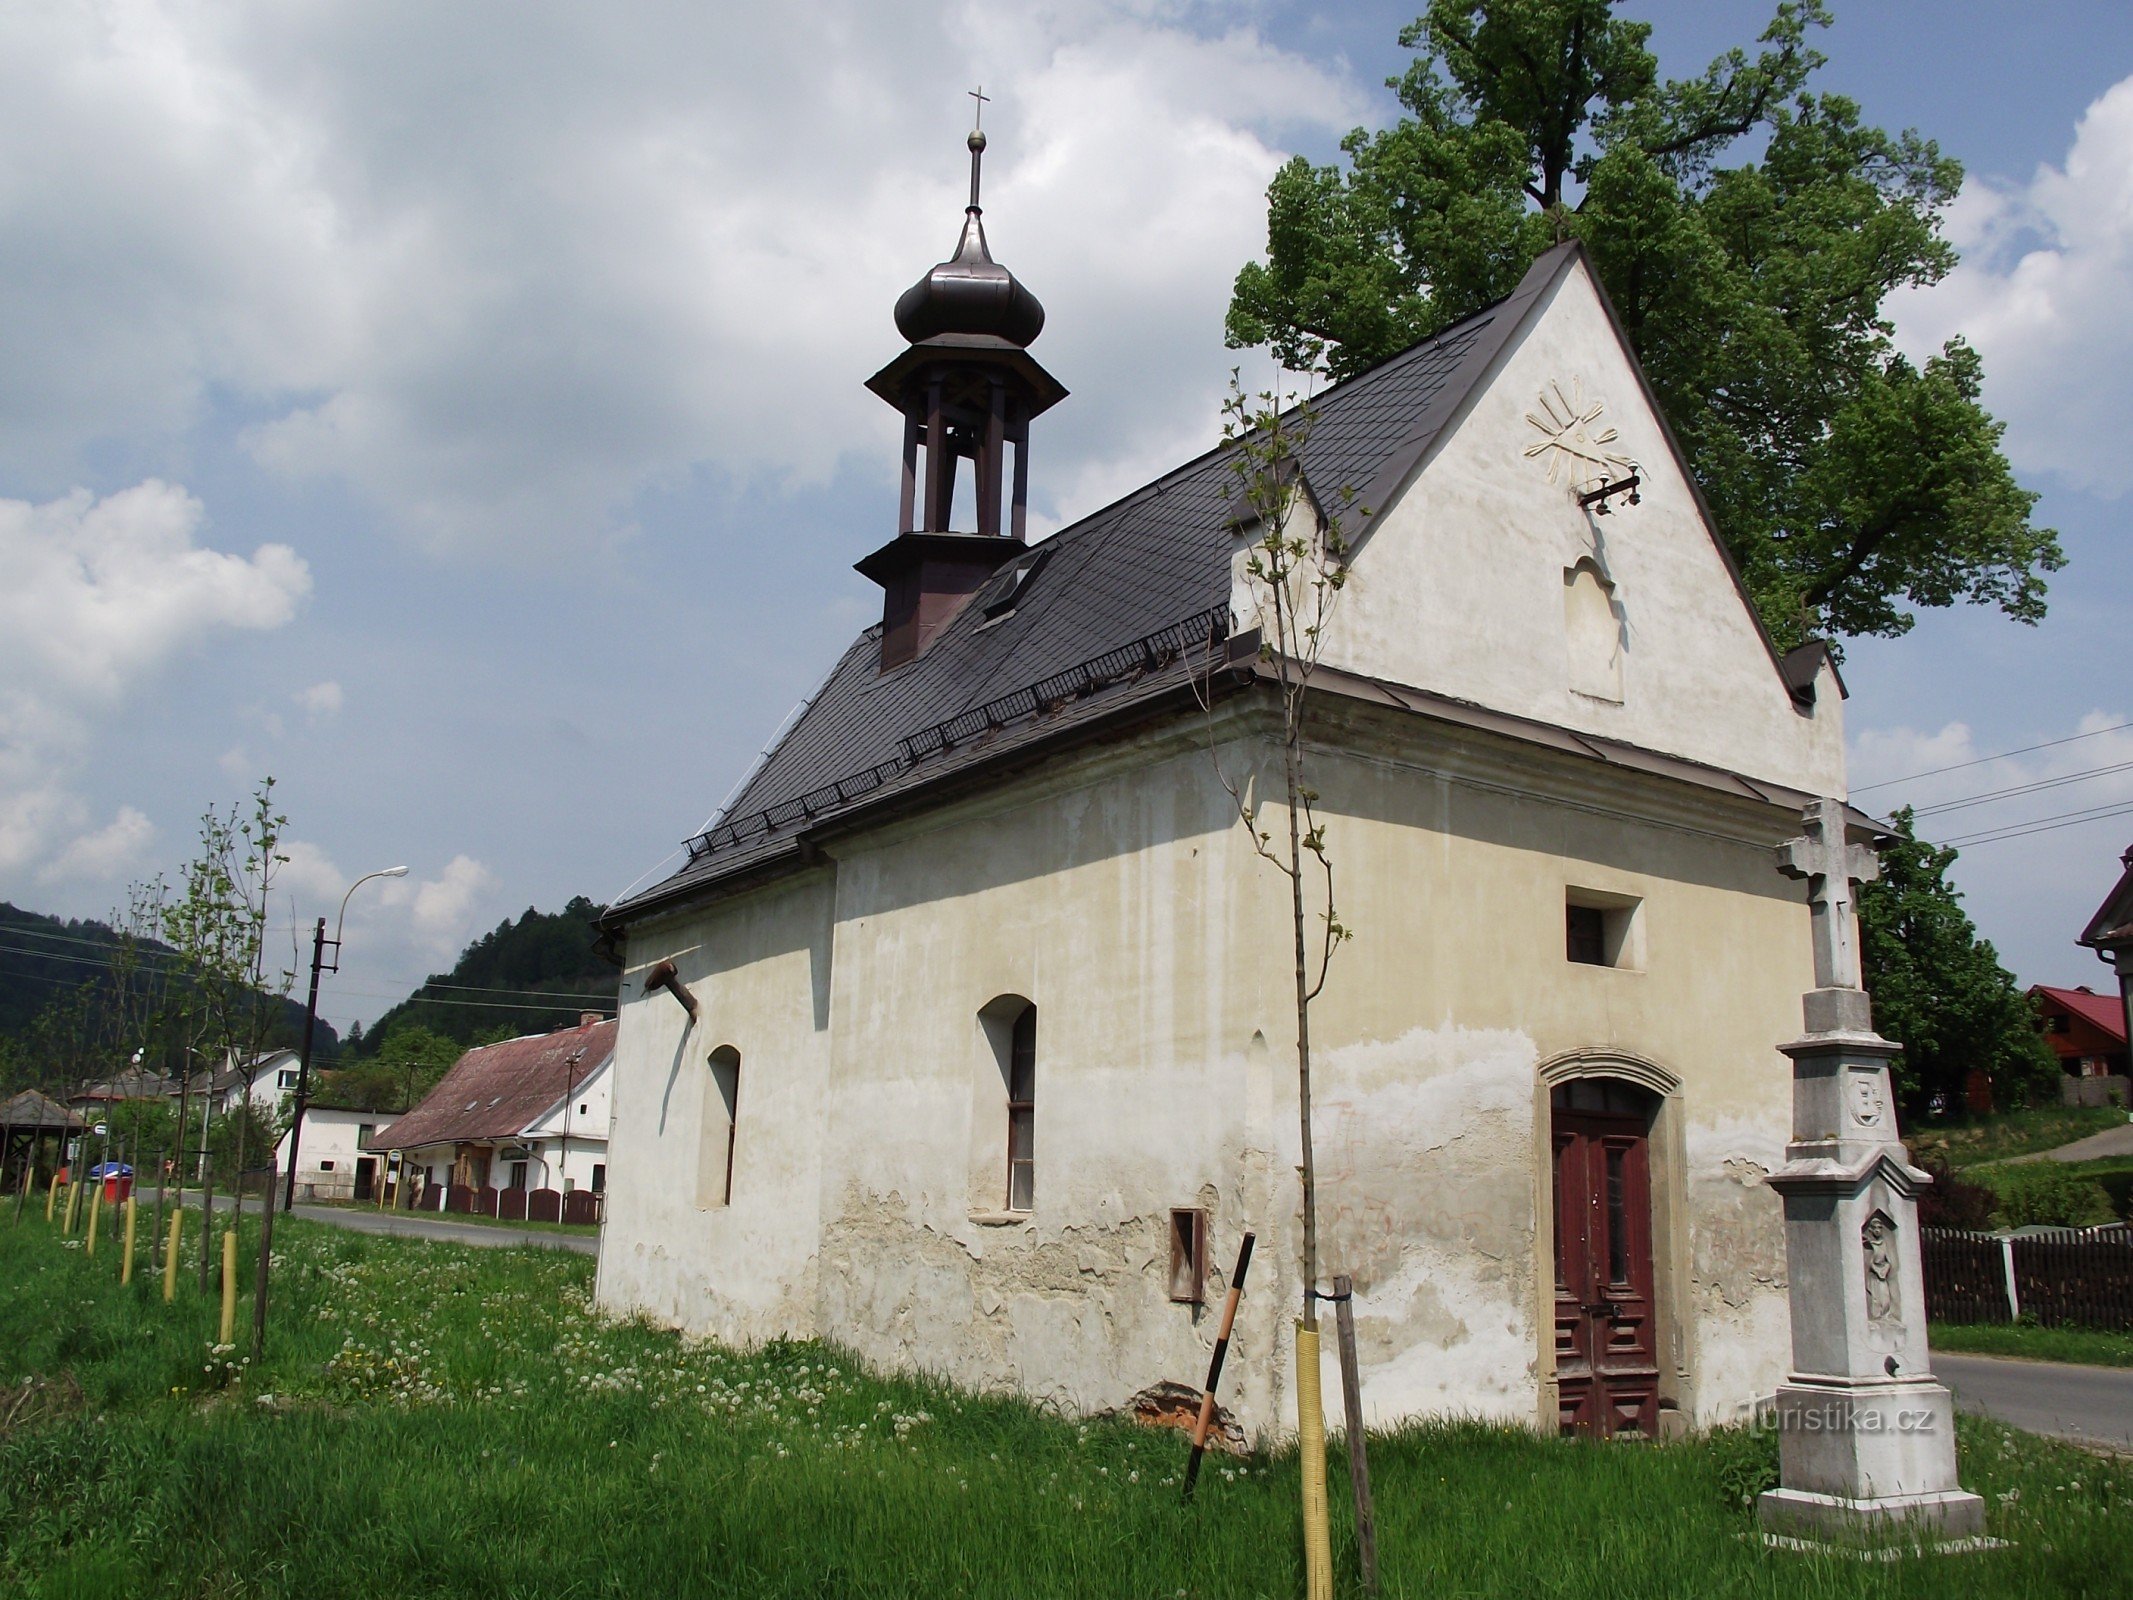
(1686, 1112, 1787, 1178)
(1344, 1248, 1536, 1426)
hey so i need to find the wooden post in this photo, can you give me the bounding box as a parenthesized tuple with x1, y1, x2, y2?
(1332, 1275, 1379, 1595)
(163, 1209, 183, 1303)
(251, 1162, 278, 1361)
(45, 1170, 59, 1223)
(218, 1228, 238, 1346)
(86, 1176, 102, 1256)
(63, 1175, 81, 1234)
(1183, 1230, 1255, 1502)
(121, 1193, 138, 1285)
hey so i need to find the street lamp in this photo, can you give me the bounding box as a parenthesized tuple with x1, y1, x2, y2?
(282, 865, 408, 1212)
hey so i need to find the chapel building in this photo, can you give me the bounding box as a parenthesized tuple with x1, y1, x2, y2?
(592, 131, 1853, 1438)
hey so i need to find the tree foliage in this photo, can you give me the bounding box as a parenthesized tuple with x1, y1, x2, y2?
(357, 898, 612, 1054)
(1859, 809, 2057, 1117)
(1226, 0, 2060, 647)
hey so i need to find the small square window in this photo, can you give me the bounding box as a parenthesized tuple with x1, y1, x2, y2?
(319, 1160, 335, 1172)
(1168, 1208, 1209, 1304)
(1566, 891, 1641, 968)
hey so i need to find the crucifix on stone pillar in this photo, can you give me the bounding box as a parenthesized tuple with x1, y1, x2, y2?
(1775, 798, 1881, 993)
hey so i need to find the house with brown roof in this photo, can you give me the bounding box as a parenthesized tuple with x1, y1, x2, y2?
(368, 1016, 614, 1220)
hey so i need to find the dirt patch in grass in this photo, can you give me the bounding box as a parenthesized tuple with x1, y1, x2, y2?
(0, 1373, 82, 1437)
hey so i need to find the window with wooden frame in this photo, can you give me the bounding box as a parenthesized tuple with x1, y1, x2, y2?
(697, 1046, 741, 1208)
(1006, 1005, 1035, 1212)
(1168, 1208, 1209, 1303)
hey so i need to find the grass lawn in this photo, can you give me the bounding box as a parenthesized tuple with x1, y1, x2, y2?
(1907, 1105, 2126, 1169)
(5, 1213, 2131, 1598)
(1932, 1320, 2133, 1368)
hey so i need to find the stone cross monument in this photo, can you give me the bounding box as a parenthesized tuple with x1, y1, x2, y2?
(1757, 799, 1985, 1544)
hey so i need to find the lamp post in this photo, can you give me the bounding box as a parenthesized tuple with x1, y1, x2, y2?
(282, 866, 407, 1212)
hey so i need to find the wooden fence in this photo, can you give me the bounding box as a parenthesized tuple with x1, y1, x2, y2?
(1923, 1226, 2133, 1330)
(441, 1184, 602, 1227)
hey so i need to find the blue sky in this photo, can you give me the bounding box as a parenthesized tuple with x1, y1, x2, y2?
(2, 2, 2127, 1032)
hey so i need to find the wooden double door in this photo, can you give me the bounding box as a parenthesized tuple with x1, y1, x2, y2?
(1551, 1081, 1660, 1437)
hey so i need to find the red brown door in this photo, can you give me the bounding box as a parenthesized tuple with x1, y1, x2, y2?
(1551, 1083, 1659, 1437)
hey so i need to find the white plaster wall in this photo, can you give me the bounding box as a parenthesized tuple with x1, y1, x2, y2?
(595, 871, 835, 1344)
(524, 1059, 613, 1191)
(598, 702, 1809, 1438)
(1322, 257, 1848, 798)
(278, 1106, 385, 1198)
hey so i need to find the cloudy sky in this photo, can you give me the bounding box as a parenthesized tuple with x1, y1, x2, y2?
(2, 0, 2128, 1034)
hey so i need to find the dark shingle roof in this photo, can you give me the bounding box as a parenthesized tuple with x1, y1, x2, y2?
(0, 1090, 84, 1132)
(610, 248, 1576, 924)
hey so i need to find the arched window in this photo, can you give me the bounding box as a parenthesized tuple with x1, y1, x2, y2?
(697, 1046, 741, 1209)
(1006, 1006, 1035, 1211)
(976, 996, 1036, 1213)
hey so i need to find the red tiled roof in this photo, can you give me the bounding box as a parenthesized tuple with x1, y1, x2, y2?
(368, 1018, 615, 1151)
(2031, 985, 2127, 1044)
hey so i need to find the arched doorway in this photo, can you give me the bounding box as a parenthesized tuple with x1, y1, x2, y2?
(1550, 1077, 1660, 1437)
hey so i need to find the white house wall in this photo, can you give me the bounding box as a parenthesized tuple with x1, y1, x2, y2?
(596, 871, 836, 1344)
(598, 702, 1811, 1437)
(1322, 256, 1848, 800)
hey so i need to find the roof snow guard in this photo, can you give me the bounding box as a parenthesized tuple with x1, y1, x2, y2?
(683, 604, 1228, 864)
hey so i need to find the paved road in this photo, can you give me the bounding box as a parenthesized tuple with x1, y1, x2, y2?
(290, 1203, 599, 1255)
(2032, 1120, 2133, 1163)
(1937, 1352, 2133, 1451)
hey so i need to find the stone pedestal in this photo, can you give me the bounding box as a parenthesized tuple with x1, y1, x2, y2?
(1756, 987, 1985, 1545)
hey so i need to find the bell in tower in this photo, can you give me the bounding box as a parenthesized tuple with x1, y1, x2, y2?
(857, 103, 1068, 671)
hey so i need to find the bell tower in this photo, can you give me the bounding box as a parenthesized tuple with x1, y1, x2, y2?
(857, 98, 1067, 670)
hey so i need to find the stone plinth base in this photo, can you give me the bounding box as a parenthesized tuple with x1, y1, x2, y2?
(1758, 1486, 1987, 1546)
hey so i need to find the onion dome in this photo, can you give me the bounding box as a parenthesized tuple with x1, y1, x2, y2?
(892, 129, 1046, 348)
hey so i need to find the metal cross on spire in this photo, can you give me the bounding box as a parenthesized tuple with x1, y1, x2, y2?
(966, 85, 991, 210)
(1775, 797, 1882, 992)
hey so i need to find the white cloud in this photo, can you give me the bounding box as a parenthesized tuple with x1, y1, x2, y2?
(1890, 73, 2133, 496)
(1850, 710, 2133, 984)
(36, 807, 156, 889)
(296, 681, 343, 719)
(377, 854, 500, 961)
(0, 480, 311, 879)
(0, 2, 1360, 553)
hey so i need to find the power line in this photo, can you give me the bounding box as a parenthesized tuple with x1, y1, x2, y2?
(0, 941, 610, 1010)
(1939, 798, 2133, 849)
(1910, 759, 2133, 819)
(1854, 719, 2133, 795)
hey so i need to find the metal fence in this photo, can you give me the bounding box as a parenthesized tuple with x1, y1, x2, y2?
(1923, 1226, 2133, 1330)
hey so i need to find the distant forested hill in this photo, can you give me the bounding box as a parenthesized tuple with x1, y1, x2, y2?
(356, 897, 615, 1052)
(0, 901, 332, 1085)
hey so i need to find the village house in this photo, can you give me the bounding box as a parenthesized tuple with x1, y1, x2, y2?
(367, 1017, 614, 1220)
(591, 135, 1860, 1440)
(278, 1103, 390, 1203)
(2028, 983, 2129, 1106)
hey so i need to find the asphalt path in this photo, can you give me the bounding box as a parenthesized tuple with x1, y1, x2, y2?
(1936, 1352, 2133, 1452)
(150, 1189, 597, 1255)
(289, 1203, 598, 1255)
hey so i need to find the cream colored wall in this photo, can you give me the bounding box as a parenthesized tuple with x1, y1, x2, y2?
(595, 870, 836, 1344)
(597, 701, 1810, 1437)
(1321, 258, 1848, 799)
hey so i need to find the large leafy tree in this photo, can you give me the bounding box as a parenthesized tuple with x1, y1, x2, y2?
(1227, 0, 2059, 646)
(1859, 809, 2056, 1118)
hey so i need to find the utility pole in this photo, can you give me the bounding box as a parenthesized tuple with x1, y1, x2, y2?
(282, 917, 327, 1212)
(281, 864, 406, 1212)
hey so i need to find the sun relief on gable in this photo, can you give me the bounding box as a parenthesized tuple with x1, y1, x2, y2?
(1523, 379, 1639, 708)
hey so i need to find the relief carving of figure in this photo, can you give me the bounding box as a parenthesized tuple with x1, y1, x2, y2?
(1863, 1211, 1902, 1340)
